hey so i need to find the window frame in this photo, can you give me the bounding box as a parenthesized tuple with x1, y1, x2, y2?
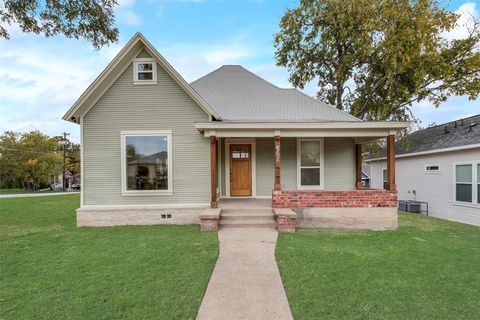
(296, 138, 325, 189)
(424, 163, 441, 174)
(383, 169, 388, 190)
(120, 130, 172, 196)
(453, 161, 479, 206)
(133, 58, 157, 85)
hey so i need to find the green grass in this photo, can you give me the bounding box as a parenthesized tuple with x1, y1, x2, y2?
(0, 195, 218, 319)
(276, 212, 480, 319)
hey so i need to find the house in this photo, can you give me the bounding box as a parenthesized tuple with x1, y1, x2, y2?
(62, 33, 409, 231)
(366, 115, 480, 226)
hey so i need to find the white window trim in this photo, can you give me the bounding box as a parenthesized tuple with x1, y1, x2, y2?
(296, 138, 325, 189)
(133, 58, 157, 85)
(224, 138, 256, 197)
(452, 161, 479, 207)
(120, 130, 172, 196)
(424, 163, 441, 174)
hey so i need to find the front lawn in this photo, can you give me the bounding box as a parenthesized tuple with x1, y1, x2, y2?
(276, 212, 480, 319)
(0, 195, 218, 319)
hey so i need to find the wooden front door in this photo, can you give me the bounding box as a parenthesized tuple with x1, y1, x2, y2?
(229, 144, 252, 196)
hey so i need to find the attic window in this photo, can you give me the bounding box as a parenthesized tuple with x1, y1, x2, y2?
(133, 58, 157, 84)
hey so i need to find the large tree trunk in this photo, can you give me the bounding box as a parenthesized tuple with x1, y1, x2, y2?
(336, 80, 344, 110)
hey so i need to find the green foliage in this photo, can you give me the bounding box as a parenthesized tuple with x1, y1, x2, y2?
(274, 0, 480, 121)
(0, 0, 119, 49)
(0, 195, 218, 319)
(0, 131, 63, 190)
(276, 212, 480, 319)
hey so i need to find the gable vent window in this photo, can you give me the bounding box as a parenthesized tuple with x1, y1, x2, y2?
(425, 164, 440, 173)
(133, 58, 157, 84)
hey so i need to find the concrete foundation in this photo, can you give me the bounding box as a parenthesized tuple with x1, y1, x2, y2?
(76, 205, 207, 227)
(295, 207, 397, 230)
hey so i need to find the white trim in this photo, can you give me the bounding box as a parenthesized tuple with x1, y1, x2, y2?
(224, 138, 256, 197)
(296, 138, 325, 190)
(80, 115, 84, 207)
(133, 58, 157, 85)
(452, 161, 479, 206)
(120, 130, 173, 196)
(80, 203, 209, 210)
(196, 121, 409, 130)
(217, 137, 222, 197)
(367, 144, 480, 162)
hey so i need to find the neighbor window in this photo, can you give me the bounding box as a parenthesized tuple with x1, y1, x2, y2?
(121, 131, 172, 194)
(297, 139, 324, 188)
(425, 164, 440, 173)
(454, 162, 480, 204)
(133, 58, 157, 84)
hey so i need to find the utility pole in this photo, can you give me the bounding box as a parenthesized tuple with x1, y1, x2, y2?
(59, 132, 70, 191)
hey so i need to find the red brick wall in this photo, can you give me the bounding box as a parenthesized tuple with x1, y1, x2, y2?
(272, 189, 397, 209)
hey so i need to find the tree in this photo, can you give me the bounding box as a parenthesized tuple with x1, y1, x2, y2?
(0, 0, 119, 49)
(274, 0, 480, 121)
(0, 131, 62, 190)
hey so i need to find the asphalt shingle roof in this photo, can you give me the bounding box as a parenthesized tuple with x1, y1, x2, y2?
(190, 65, 360, 122)
(371, 114, 480, 158)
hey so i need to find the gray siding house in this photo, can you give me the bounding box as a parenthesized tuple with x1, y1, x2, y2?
(367, 115, 480, 226)
(63, 33, 409, 230)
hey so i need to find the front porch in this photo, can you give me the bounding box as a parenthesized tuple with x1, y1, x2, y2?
(198, 122, 405, 231)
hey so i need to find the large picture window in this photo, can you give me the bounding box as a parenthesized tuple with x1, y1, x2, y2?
(121, 131, 172, 195)
(297, 139, 324, 189)
(454, 162, 479, 205)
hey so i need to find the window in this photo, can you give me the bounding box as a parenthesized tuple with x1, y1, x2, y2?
(297, 139, 324, 189)
(383, 169, 388, 189)
(454, 162, 479, 205)
(133, 58, 157, 84)
(121, 131, 172, 195)
(425, 164, 440, 173)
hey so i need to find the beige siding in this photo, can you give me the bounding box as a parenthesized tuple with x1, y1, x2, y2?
(83, 50, 210, 206)
(324, 138, 356, 190)
(280, 138, 298, 190)
(256, 138, 274, 196)
(220, 139, 226, 196)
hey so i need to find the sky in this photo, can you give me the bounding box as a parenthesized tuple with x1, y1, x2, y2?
(0, 0, 478, 143)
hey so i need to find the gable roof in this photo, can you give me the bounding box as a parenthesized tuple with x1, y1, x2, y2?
(190, 65, 361, 122)
(63, 32, 220, 123)
(367, 114, 480, 160)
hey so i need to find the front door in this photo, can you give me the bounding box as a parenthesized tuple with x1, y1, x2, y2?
(230, 144, 252, 196)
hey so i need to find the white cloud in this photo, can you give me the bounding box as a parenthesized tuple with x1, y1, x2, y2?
(117, 11, 141, 26)
(442, 2, 479, 41)
(117, 0, 136, 8)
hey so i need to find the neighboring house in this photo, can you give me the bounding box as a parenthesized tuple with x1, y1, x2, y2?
(367, 115, 480, 226)
(63, 33, 408, 230)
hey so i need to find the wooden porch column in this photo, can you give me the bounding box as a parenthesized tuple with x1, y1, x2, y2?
(386, 134, 396, 191)
(210, 136, 218, 208)
(355, 144, 363, 189)
(274, 135, 281, 191)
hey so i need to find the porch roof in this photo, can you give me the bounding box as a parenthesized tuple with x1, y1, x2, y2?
(195, 121, 410, 141)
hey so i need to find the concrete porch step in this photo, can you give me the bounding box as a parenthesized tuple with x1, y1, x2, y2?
(221, 208, 273, 215)
(219, 219, 276, 229)
(221, 212, 275, 220)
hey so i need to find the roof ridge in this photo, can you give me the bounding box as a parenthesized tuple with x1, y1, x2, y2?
(190, 65, 227, 85)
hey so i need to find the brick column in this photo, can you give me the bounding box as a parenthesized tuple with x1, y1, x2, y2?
(274, 135, 281, 191)
(210, 136, 218, 208)
(387, 134, 396, 191)
(355, 144, 363, 189)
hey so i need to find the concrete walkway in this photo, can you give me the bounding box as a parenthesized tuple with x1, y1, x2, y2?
(0, 192, 79, 199)
(197, 228, 293, 320)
